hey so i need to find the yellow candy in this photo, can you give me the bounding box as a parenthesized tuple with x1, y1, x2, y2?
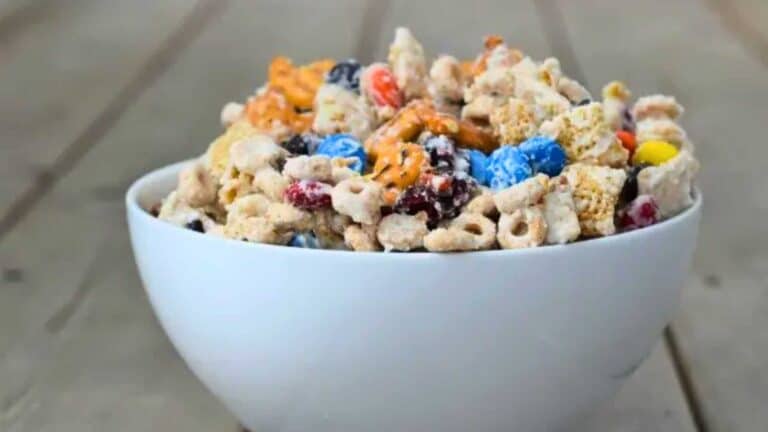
(632, 140, 679, 166)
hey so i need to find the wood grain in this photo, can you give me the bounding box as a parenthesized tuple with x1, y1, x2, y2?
(0, 1, 370, 430)
(0, 0, 719, 430)
(554, 0, 768, 430)
(0, 0, 205, 229)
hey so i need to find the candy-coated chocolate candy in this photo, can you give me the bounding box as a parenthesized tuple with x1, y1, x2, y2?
(616, 130, 636, 155)
(486, 145, 532, 190)
(363, 63, 403, 109)
(632, 140, 678, 166)
(289, 232, 321, 248)
(458, 149, 489, 185)
(316, 134, 367, 173)
(326, 59, 362, 93)
(518, 136, 567, 177)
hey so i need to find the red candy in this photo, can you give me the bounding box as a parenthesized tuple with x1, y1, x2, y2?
(619, 194, 660, 231)
(616, 130, 636, 155)
(284, 180, 332, 210)
(363, 63, 403, 109)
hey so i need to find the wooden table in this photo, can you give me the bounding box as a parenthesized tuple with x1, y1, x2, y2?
(1, 0, 765, 430)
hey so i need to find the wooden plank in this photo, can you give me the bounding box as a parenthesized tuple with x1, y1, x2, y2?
(580, 343, 697, 432)
(0, 1, 370, 430)
(0, 0, 202, 221)
(553, 0, 768, 431)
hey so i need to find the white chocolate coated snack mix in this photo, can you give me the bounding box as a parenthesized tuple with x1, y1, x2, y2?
(156, 28, 700, 252)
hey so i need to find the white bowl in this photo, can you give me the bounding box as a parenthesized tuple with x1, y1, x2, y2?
(127, 161, 701, 432)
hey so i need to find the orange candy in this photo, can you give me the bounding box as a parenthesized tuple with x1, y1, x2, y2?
(616, 130, 637, 155)
(366, 64, 403, 109)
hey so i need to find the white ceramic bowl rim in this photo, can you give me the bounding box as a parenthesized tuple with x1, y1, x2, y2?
(126, 160, 702, 258)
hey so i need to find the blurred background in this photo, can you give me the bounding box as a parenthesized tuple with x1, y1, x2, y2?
(1, 0, 765, 431)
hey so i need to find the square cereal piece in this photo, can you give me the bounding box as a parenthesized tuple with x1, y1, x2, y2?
(540, 102, 629, 167)
(563, 163, 627, 237)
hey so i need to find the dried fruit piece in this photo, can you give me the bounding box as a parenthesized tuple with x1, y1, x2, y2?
(618, 195, 660, 231)
(284, 180, 333, 210)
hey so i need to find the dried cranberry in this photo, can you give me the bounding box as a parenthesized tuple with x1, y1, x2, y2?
(394, 173, 476, 227)
(284, 180, 332, 210)
(393, 184, 442, 227)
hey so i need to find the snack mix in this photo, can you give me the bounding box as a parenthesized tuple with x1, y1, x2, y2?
(157, 28, 700, 252)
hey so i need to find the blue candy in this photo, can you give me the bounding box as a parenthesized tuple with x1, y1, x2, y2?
(457, 149, 489, 185)
(289, 232, 320, 248)
(518, 136, 567, 177)
(316, 134, 367, 173)
(485, 146, 533, 190)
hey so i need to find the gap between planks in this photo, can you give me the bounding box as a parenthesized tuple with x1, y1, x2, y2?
(532, 1, 707, 431)
(0, 0, 227, 243)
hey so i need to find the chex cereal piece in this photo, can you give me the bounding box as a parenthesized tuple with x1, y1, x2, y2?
(490, 98, 540, 145)
(563, 163, 627, 236)
(539, 102, 629, 167)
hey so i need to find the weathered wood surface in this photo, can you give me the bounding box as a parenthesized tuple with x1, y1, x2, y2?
(0, 0, 202, 225)
(0, 1, 370, 430)
(7, 0, 767, 430)
(555, 0, 768, 431)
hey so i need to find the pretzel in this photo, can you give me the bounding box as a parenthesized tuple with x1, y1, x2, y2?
(365, 100, 498, 159)
(268, 56, 334, 110)
(369, 141, 428, 194)
(244, 88, 312, 142)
